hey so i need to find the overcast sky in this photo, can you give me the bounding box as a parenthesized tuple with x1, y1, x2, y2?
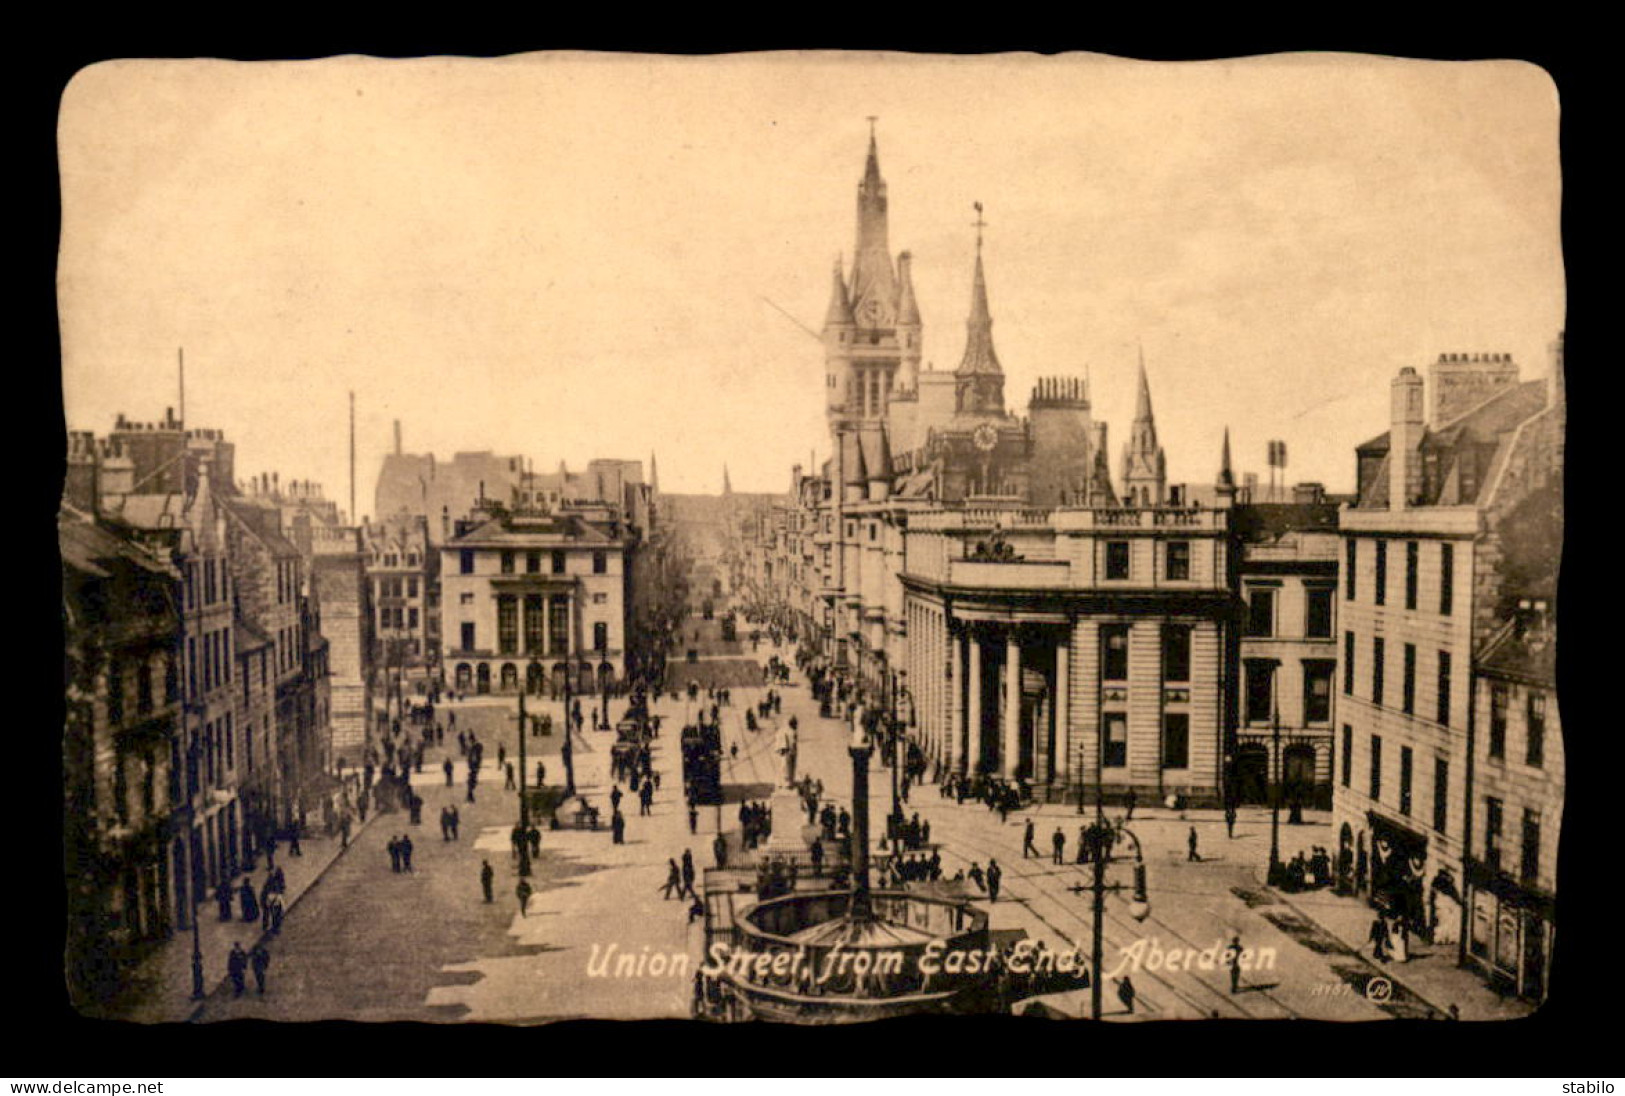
(58, 52, 1562, 513)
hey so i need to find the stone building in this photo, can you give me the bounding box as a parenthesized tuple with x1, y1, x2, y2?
(439, 503, 635, 698)
(1332, 340, 1563, 987)
(61, 505, 182, 1007)
(364, 513, 434, 664)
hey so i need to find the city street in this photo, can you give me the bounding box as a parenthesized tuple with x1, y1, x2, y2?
(169, 614, 1504, 1024)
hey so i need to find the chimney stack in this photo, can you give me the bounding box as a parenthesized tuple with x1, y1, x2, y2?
(1390, 367, 1425, 510)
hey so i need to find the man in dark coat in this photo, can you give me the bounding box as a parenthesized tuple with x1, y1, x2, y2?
(444, 757, 455, 787)
(217, 883, 234, 922)
(250, 942, 271, 995)
(400, 834, 414, 872)
(227, 942, 249, 997)
(240, 879, 259, 922)
(480, 860, 495, 903)
(987, 859, 1003, 903)
(1052, 827, 1066, 865)
(388, 836, 401, 872)
(1023, 819, 1038, 859)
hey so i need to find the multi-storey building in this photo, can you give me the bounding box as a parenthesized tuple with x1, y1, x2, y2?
(440, 501, 635, 697)
(364, 513, 433, 663)
(61, 504, 182, 1007)
(1333, 343, 1563, 985)
(1231, 491, 1342, 809)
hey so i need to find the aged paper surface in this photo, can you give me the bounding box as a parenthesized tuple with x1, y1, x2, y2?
(59, 52, 1562, 1024)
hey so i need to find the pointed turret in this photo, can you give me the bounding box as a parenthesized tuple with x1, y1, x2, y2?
(723, 464, 733, 497)
(1215, 427, 1236, 507)
(1120, 352, 1168, 506)
(848, 125, 897, 327)
(897, 251, 921, 326)
(824, 256, 855, 329)
(954, 209, 1005, 416)
(649, 451, 659, 495)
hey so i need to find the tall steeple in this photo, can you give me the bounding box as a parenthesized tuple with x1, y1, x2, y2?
(848, 118, 897, 328)
(649, 451, 659, 495)
(955, 203, 1005, 415)
(1120, 351, 1168, 506)
(1215, 427, 1236, 505)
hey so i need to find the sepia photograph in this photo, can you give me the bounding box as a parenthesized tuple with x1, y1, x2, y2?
(55, 51, 1565, 1033)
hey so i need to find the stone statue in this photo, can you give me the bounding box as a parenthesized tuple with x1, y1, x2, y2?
(777, 722, 799, 788)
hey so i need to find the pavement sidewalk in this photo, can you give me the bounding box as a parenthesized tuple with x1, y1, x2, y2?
(107, 797, 382, 1023)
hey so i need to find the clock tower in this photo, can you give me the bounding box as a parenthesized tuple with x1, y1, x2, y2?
(821, 123, 918, 434)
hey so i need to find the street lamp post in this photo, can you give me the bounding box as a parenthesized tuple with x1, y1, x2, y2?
(1268, 703, 1284, 887)
(516, 661, 535, 878)
(189, 866, 204, 999)
(562, 667, 577, 799)
(1073, 796, 1149, 1021)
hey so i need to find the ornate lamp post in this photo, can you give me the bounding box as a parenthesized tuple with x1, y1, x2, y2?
(515, 658, 539, 878)
(1267, 674, 1284, 887)
(562, 666, 577, 799)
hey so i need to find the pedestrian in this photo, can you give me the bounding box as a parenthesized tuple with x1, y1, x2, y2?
(1052, 827, 1066, 866)
(440, 806, 451, 841)
(1224, 935, 1243, 994)
(661, 859, 682, 900)
(444, 757, 455, 787)
(505, 762, 516, 790)
(968, 862, 986, 893)
(388, 836, 401, 873)
(288, 821, 302, 857)
(240, 879, 259, 923)
(810, 837, 823, 878)
(1125, 788, 1137, 822)
(688, 804, 699, 834)
(1225, 804, 1237, 839)
(449, 805, 460, 840)
(340, 811, 352, 849)
(1023, 819, 1037, 859)
(498, 743, 507, 773)
(687, 895, 705, 925)
(987, 859, 1003, 903)
(713, 831, 728, 869)
(227, 942, 248, 997)
(401, 834, 414, 873)
(537, 761, 546, 787)
(1369, 915, 1391, 962)
(529, 826, 541, 860)
(681, 849, 696, 898)
(1116, 975, 1136, 1015)
(612, 809, 626, 845)
(516, 878, 533, 917)
(217, 883, 234, 922)
(1187, 826, 1201, 863)
(250, 942, 271, 995)
(466, 776, 477, 804)
(480, 859, 495, 903)
(611, 785, 623, 812)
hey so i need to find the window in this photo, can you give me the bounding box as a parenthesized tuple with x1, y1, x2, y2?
(1344, 631, 1355, 695)
(1372, 637, 1385, 707)
(1165, 541, 1190, 581)
(1489, 683, 1508, 759)
(592, 592, 609, 605)
(1245, 661, 1274, 724)
(1399, 746, 1413, 816)
(1162, 713, 1189, 769)
(460, 622, 476, 651)
(593, 552, 607, 575)
(1527, 692, 1546, 767)
(526, 552, 540, 574)
(114, 754, 129, 825)
(459, 550, 475, 575)
(1345, 540, 1357, 600)
(1102, 626, 1129, 681)
(1433, 758, 1449, 834)
(224, 713, 234, 771)
(108, 659, 124, 725)
(1102, 713, 1128, 768)
(1162, 625, 1191, 683)
(1306, 586, 1333, 638)
(552, 551, 566, 574)
(1246, 588, 1275, 637)
(594, 622, 609, 651)
(1405, 541, 1419, 610)
(1105, 541, 1130, 580)
(1440, 543, 1454, 616)
(1402, 643, 1416, 715)
(1374, 541, 1387, 606)
(497, 597, 518, 654)
(136, 662, 154, 716)
(1370, 735, 1382, 800)
(869, 523, 877, 543)
(1303, 662, 1333, 723)
(524, 595, 543, 653)
(1341, 725, 1353, 788)
(407, 577, 419, 598)
(501, 551, 515, 575)
(1485, 797, 1503, 872)
(1521, 809, 1541, 884)
(549, 598, 570, 655)
(1437, 651, 1452, 726)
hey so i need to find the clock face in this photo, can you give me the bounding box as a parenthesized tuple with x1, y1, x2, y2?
(861, 297, 884, 324)
(972, 423, 999, 451)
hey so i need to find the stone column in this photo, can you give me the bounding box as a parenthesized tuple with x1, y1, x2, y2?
(541, 594, 552, 659)
(946, 619, 961, 773)
(1055, 635, 1071, 787)
(1002, 631, 1022, 780)
(967, 629, 983, 774)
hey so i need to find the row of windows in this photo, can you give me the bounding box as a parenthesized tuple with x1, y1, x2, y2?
(1102, 540, 1192, 581)
(1484, 796, 1543, 884)
(107, 652, 181, 725)
(373, 552, 420, 567)
(1098, 712, 1190, 769)
(275, 559, 299, 605)
(1345, 729, 1450, 835)
(375, 576, 420, 600)
(1243, 660, 1335, 724)
(1343, 632, 1454, 726)
(461, 549, 610, 576)
(1100, 624, 1194, 682)
(185, 556, 229, 612)
(379, 605, 420, 631)
(1346, 538, 1454, 616)
(460, 618, 612, 654)
(1246, 585, 1334, 639)
(1489, 683, 1548, 768)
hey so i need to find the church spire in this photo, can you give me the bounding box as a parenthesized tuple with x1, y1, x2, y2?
(956, 203, 1001, 377)
(1121, 351, 1168, 506)
(848, 119, 897, 327)
(1217, 428, 1235, 490)
(649, 450, 659, 495)
(722, 464, 732, 496)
